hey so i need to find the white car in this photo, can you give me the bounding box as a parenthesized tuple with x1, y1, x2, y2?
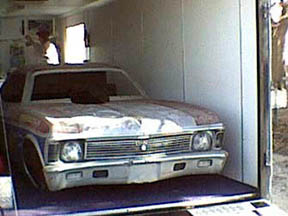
(0, 63, 228, 191)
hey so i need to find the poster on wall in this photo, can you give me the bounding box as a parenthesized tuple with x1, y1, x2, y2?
(28, 19, 54, 37)
(9, 41, 25, 69)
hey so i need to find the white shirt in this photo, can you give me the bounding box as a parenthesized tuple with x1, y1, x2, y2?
(25, 40, 59, 65)
(46, 42, 59, 65)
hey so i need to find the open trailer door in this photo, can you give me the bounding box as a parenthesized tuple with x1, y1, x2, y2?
(258, 0, 273, 200)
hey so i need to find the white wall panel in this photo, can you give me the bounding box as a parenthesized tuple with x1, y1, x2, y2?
(55, 18, 66, 63)
(183, 0, 242, 180)
(110, 0, 184, 101)
(140, 0, 184, 100)
(0, 18, 23, 76)
(88, 5, 114, 63)
(0, 41, 10, 76)
(0, 18, 23, 40)
(240, 0, 258, 187)
(111, 0, 143, 82)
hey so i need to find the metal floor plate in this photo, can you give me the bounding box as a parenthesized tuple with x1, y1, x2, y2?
(188, 199, 288, 216)
(10, 174, 258, 216)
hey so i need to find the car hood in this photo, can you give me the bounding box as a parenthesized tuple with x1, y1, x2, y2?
(26, 99, 221, 139)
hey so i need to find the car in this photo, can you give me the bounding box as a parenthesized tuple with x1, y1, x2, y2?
(0, 63, 228, 191)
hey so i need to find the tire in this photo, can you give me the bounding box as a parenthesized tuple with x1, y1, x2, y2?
(6, 132, 21, 173)
(22, 140, 48, 191)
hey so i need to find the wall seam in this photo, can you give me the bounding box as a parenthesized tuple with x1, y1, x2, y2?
(141, 9, 144, 64)
(239, 0, 245, 182)
(110, 7, 114, 64)
(181, 0, 186, 102)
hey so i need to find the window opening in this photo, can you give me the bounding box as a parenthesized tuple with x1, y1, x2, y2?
(65, 23, 88, 64)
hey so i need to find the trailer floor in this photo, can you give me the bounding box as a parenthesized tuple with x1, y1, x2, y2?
(4, 174, 258, 216)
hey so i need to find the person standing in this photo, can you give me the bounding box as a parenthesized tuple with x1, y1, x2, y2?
(25, 26, 59, 65)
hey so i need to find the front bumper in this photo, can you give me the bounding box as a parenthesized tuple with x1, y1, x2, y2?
(43, 151, 228, 191)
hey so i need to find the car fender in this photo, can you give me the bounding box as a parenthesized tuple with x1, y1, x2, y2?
(23, 134, 45, 167)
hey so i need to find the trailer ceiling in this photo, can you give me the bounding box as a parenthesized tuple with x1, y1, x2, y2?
(0, 0, 114, 17)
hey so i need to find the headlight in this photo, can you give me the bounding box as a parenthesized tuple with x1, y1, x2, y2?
(61, 141, 83, 162)
(192, 132, 212, 151)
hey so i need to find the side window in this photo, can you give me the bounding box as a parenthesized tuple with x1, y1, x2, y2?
(1, 73, 26, 103)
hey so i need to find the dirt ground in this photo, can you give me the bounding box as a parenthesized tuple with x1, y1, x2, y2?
(272, 108, 288, 213)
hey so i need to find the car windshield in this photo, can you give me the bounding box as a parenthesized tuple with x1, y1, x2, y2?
(31, 70, 144, 103)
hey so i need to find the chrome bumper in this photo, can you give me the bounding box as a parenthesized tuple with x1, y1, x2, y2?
(43, 151, 228, 191)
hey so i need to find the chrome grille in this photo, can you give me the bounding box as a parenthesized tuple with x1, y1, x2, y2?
(85, 135, 192, 159)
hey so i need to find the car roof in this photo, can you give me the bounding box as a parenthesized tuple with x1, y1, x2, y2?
(10, 63, 121, 75)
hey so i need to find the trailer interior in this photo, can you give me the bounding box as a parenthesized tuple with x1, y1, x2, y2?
(0, 0, 268, 215)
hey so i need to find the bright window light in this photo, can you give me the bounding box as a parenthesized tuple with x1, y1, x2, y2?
(65, 23, 87, 64)
(46, 43, 59, 65)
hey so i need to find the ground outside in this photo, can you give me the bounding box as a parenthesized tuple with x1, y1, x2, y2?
(272, 108, 288, 213)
